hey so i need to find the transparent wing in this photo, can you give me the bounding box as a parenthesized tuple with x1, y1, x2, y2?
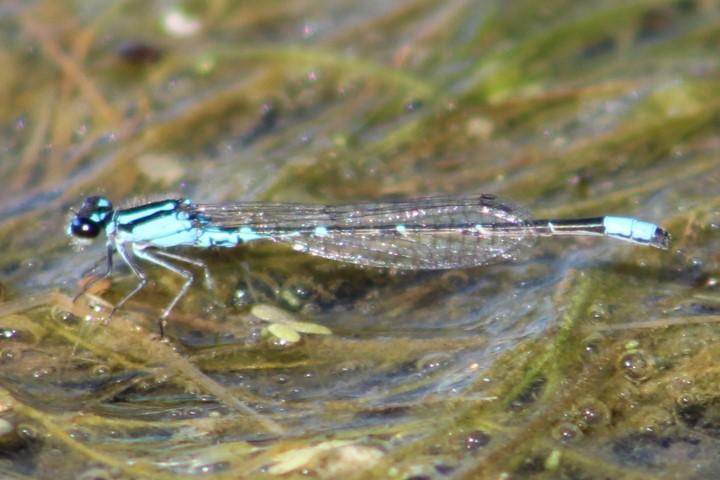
(190, 195, 535, 269)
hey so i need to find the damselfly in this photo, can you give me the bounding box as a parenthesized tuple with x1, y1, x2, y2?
(68, 194, 669, 330)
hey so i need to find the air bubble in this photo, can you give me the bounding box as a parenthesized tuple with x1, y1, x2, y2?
(618, 350, 654, 383)
(17, 424, 38, 441)
(416, 352, 452, 373)
(464, 430, 491, 450)
(51, 308, 79, 325)
(588, 302, 608, 320)
(32, 367, 55, 378)
(0, 329, 17, 340)
(551, 422, 583, 443)
(581, 333, 604, 357)
(575, 399, 611, 428)
(91, 365, 110, 376)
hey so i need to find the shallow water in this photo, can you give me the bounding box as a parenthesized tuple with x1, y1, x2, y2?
(0, 1, 719, 478)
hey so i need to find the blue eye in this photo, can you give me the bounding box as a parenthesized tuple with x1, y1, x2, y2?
(73, 196, 114, 230)
(70, 217, 101, 239)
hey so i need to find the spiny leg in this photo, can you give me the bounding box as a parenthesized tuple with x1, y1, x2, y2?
(111, 243, 149, 321)
(131, 246, 194, 336)
(151, 249, 214, 290)
(73, 244, 115, 303)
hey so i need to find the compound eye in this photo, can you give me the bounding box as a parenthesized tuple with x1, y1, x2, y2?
(70, 217, 101, 239)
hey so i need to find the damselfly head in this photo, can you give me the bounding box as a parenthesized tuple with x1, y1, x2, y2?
(67, 196, 114, 242)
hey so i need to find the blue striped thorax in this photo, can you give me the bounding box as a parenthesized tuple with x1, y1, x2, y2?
(110, 199, 201, 248)
(67, 196, 273, 249)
